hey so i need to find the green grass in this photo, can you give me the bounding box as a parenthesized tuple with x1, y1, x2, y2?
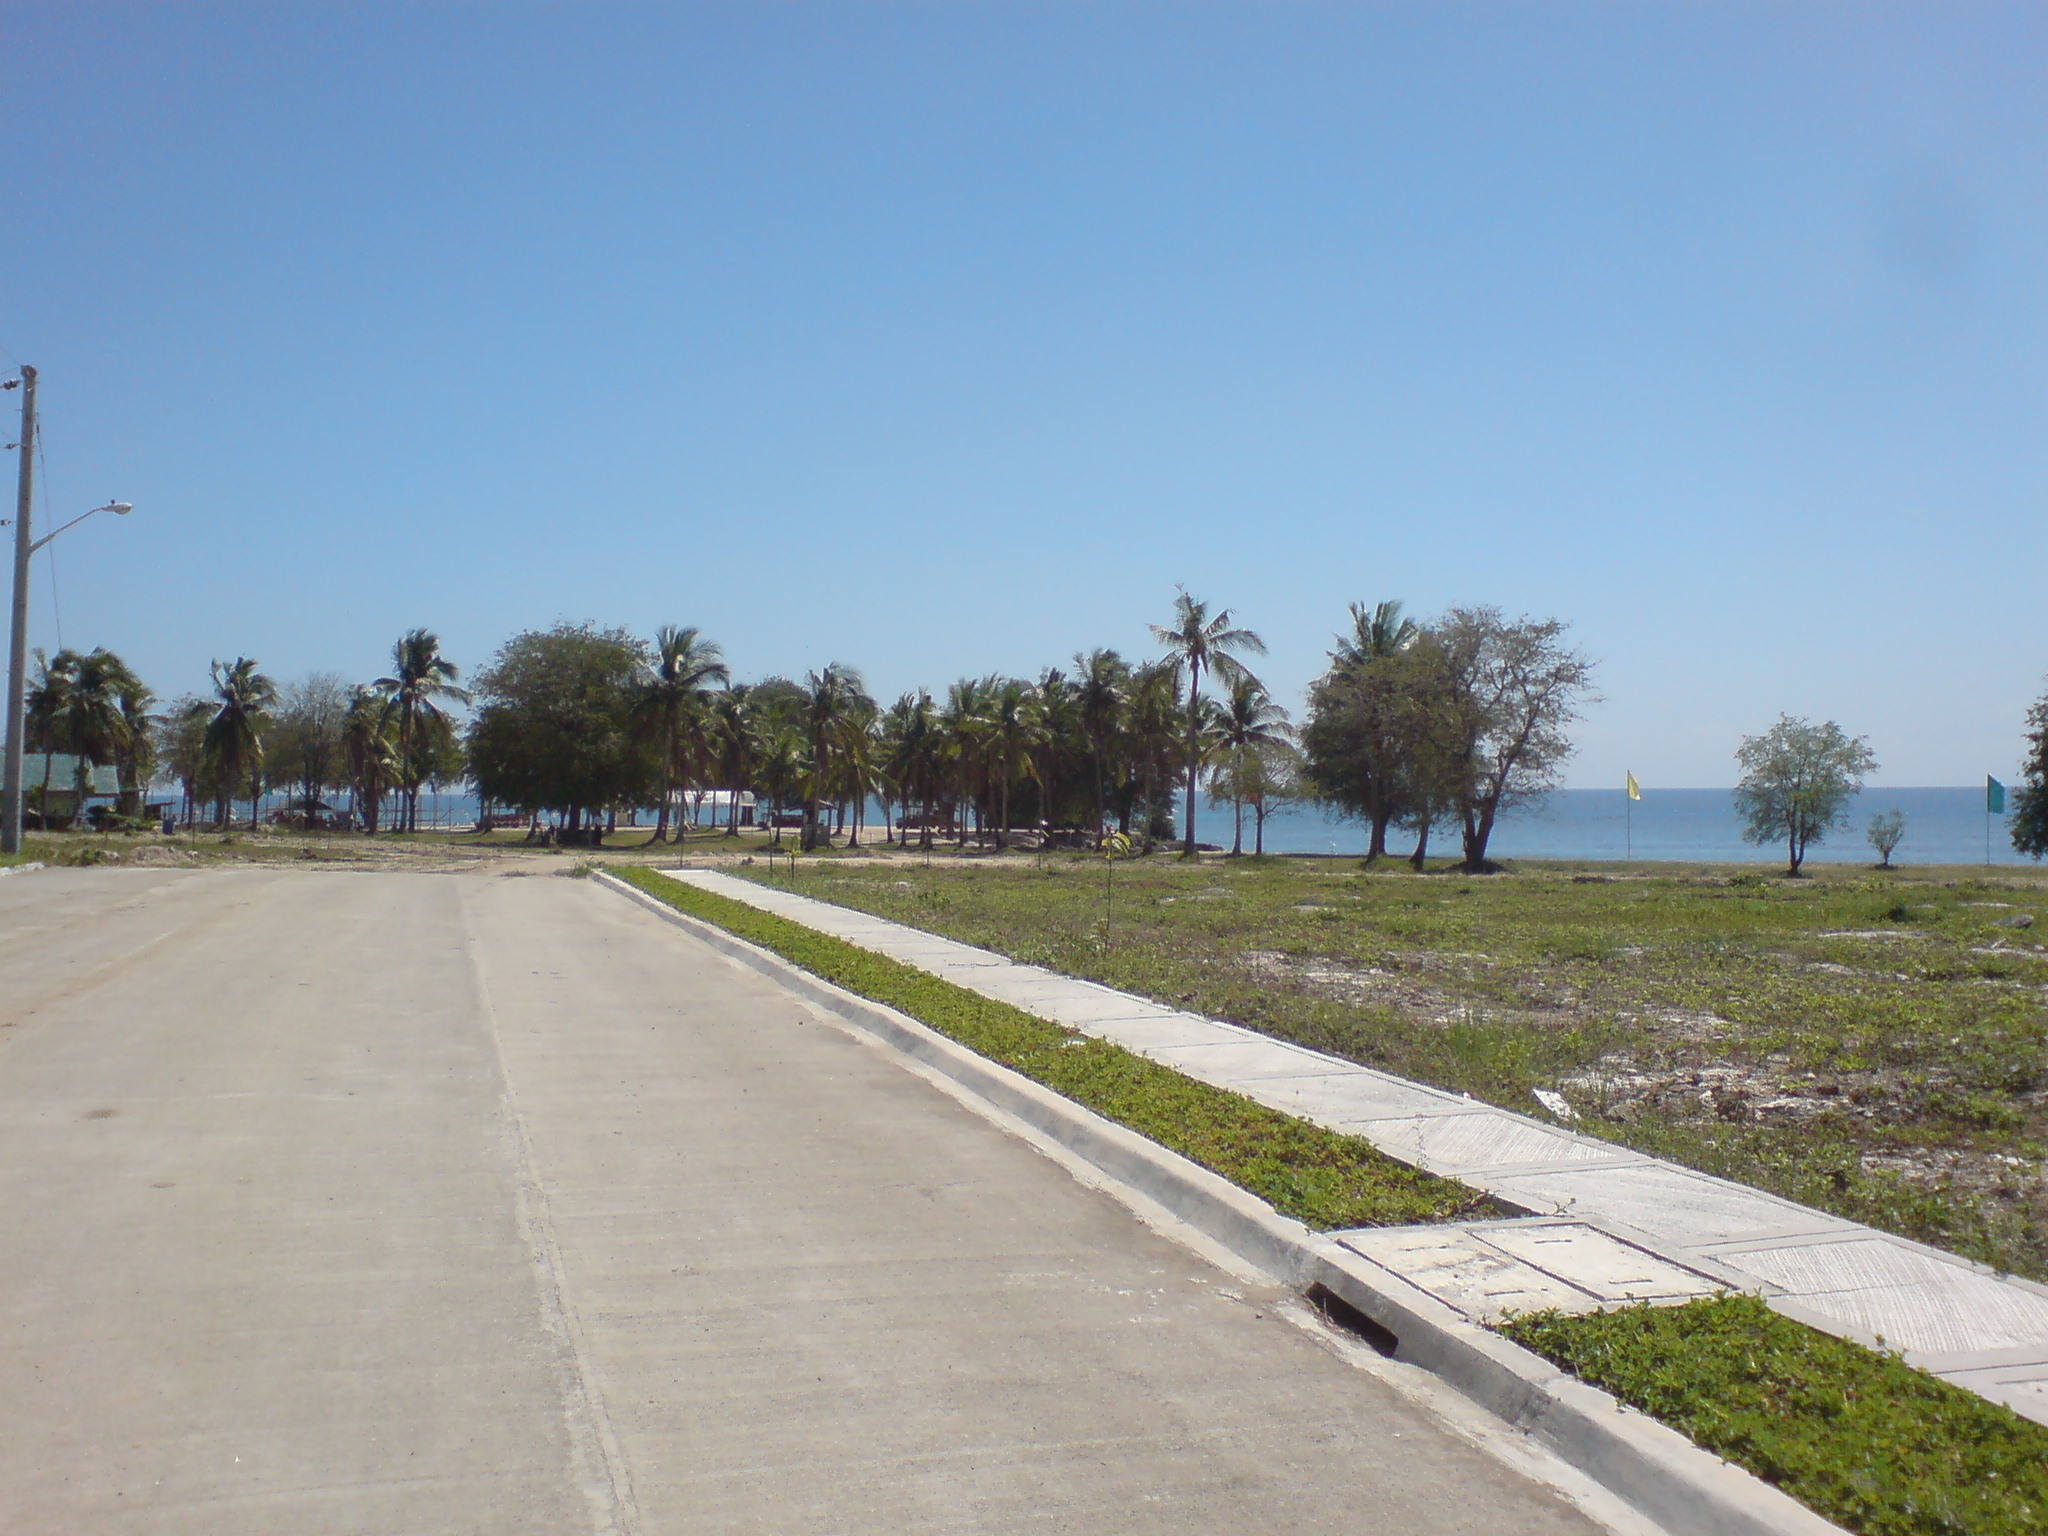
(728, 854, 2048, 1278)
(614, 866, 1483, 1230)
(1503, 1295, 2048, 1536)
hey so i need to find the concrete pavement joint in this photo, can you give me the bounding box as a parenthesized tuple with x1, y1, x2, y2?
(463, 888, 644, 1536)
(599, 871, 1847, 1536)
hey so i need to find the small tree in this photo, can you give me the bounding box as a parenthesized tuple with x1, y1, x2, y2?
(2013, 681, 2048, 861)
(1866, 808, 1906, 869)
(1733, 716, 1877, 876)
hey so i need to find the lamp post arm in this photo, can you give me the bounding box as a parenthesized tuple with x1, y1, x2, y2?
(28, 502, 129, 555)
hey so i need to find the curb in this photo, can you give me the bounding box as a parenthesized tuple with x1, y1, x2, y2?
(0, 861, 46, 879)
(598, 871, 1846, 1536)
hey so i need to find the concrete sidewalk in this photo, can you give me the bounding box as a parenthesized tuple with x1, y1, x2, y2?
(667, 867, 2048, 1425)
(0, 866, 1618, 1534)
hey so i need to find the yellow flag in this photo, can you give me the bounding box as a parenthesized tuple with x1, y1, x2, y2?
(1626, 772, 1641, 801)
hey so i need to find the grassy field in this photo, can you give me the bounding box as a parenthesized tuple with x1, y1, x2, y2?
(729, 850, 2048, 1279)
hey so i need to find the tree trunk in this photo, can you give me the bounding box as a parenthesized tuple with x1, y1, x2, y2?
(1231, 794, 1243, 856)
(1368, 809, 1391, 862)
(1254, 801, 1267, 856)
(1410, 818, 1432, 872)
(1182, 663, 1201, 857)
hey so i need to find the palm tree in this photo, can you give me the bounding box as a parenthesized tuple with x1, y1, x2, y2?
(1332, 599, 1419, 669)
(112, 664, 158, 820)
(160, 697, 214, 830)
(883, 691, 943, 848)
(633, 626, 729, 843)
(943, 676, 993, 846)
(1125, 660, 1181, 849)
(1214, 677, 1293, 855)
(710, 688, 760, 836)
(1151, 590, 1266, 856)
(1072, 649, 1128, 847)
(375, 630, 469, 833)
(204, 658, 277, 830)
(341, 687, 399, 834)
(53, 649, 143, 825)
(800, 663, 866, 849)
(1323, 597, 1422, 860)
(834, 696, 886, 848)
(25, 650, 73, 823)
(981, 678, 1044, 848)
(755, 728, 805, 847)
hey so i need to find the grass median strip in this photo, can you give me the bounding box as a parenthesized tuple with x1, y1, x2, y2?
(1503, 1294, 2048, 1536)
(616, 867, 1484, 1229)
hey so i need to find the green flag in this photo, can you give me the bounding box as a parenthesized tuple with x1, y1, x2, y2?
(1989, 776, 2006, 815)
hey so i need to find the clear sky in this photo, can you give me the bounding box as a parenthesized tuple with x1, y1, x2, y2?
(4, 3, 2042, 787)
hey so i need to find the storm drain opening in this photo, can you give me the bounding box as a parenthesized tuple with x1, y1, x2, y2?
(1305, 1283, 1398, 1356)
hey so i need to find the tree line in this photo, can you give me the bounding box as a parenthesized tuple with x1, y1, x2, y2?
(21, 594, 1598, 870)
(26, 592, 2048, 869)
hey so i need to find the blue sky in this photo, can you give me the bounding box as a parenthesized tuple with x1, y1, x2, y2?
(4, 3, 2042, 787)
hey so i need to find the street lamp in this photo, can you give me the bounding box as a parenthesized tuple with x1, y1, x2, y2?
(1, 364, 135, 855)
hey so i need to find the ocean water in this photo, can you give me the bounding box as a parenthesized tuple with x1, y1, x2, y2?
(1201, 786, 2036, 866)
(261, 785, 2037, 866)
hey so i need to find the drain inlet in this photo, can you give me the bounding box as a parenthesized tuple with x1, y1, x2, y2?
(1305, 1282, 1399, 1356)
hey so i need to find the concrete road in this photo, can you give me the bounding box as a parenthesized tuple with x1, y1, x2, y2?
(0, 866, 1612, 1534)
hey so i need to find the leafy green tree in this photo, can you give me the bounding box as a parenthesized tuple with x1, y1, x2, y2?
(1432, 609, 1596, 870)
(204, 658, 278, 831)
(1152, 590, 1265, 857)
(1734, 715, 1877, 876)
(1209, 737, 1302, 856)
(376, 630, 469, 833)
(271, 673, 350, 827)
(466, 624, 653, 840)
(2011, 682, 2048, 860)
(1866, 808, 1906, 869)
(1303, 600, 1420, 859)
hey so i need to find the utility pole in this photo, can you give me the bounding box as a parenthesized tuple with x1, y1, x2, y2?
(1, 365, 35, 856)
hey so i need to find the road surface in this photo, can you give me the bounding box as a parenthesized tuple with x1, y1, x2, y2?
(0, 865, 1612, 1534)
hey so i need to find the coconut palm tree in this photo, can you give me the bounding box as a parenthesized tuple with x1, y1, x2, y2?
(633, 626, 729, 842)
(204, 658, 277, 830)
(755, 728, 806, 847)
(1214, 677, 1293, 855)
(800, 663, 866, 849)
(1072, 649, 1129, 847)
(340, 687, 398, 834)
(883, 691, 943, 848)
(1125, 660, 1182, 849)
(1152, 590, 1266, 857)
(1332, 599, 1419, 669)
(982, 677, 1044, 848)
(710, 688, 760, 836)
(834, 695, 886, 847)
(943, 676, 994, 846)
(52, 649, 144, 824)
(375, 630, 469, 833)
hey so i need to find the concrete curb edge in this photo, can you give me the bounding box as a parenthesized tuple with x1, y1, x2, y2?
(597, 870, 1847, 1536)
